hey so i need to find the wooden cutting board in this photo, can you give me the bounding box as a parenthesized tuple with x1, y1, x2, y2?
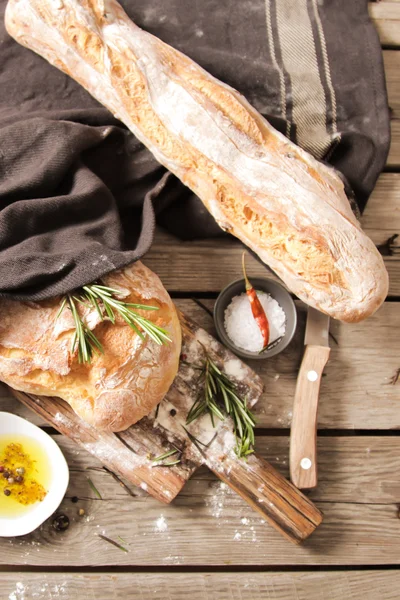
(12, 310, 322, 544)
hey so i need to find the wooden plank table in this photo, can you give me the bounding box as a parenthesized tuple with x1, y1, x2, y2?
(1, 3, 400, 598)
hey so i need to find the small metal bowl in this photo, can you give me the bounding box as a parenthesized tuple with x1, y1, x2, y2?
(213, 277, 297, 359)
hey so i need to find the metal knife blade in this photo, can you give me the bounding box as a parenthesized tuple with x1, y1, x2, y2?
(304, 307, 330, 347)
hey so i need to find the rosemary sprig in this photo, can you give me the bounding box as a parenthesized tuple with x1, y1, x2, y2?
(186, 353, 256, 458)
(58, 283, 171, 364)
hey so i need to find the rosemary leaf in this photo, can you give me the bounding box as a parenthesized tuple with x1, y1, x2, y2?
(103, 301, 116, 324)
(91, 284, 118, 294)
(125, 303, 159, 311)
(182, 426, 206, 447)
(125, 318, 145, 340)
(220, 385, 230, 413)
(181, 360, 203, 371)
(152, 460, 181, 468)
(158, 459, 181, 467)
(259, 336, 283, 354)
(155, 403, 160, 419)
(152, 447, 182, 468)
(152, 449, 179, 462)
(98, 534, 128, 553)
(209, 402, 225, 421)
(56, 296, 67, 319)
(182, 426, 217, 455)
(87, 477, 102, 500)
(91, 296, 103, 320)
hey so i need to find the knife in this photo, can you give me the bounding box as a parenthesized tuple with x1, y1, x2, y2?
(290, 307, 331, 489)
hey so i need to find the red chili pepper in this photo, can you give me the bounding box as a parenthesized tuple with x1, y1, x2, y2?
(242, 253, 270, 347)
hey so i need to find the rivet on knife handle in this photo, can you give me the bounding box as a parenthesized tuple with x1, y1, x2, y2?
(290, 345, 330, 489)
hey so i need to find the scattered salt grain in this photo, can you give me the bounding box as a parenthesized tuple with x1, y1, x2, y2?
(163, 555, 182, 564)
(224, 292, 286, 352)
(155, 515, 168, 533)
(9, 582, 25, 600)
(223, 358, 247, 381)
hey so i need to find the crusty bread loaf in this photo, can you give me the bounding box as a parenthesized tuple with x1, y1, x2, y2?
(0, 262, 181, 431)
(5, 0, 388, 322)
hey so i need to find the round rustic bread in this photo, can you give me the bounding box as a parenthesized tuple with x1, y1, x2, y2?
(0, 262, 181, 431)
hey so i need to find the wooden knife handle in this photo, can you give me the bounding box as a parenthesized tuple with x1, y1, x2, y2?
(207, 453, 323, 544)
(290, 345, 330, 490)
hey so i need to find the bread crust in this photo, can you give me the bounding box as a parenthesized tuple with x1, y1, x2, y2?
(5, 0, 388, 321)
(0, 262, 181, 431)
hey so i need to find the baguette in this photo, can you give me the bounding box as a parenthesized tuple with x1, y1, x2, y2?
(5, 0, 388, 322)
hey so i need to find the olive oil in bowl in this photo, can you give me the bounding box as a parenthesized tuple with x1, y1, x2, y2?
(0, 412, 69, 537)
(0, 434, 51, 519)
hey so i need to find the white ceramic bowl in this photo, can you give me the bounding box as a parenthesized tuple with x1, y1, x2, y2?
(0, 412, 69, 537)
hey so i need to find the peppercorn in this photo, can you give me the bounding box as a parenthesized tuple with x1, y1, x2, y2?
(7, 477, 14, 485)
(15, 476, 23, 484)
(52, 514, 70, 532)
(0, 465, 4, 473)
(16, 467, 25, 476)
(3, 471, 10, 479)
(78, 508, 85, 516)
(4, 489, 11, 497)
(71, 496, 79, 504)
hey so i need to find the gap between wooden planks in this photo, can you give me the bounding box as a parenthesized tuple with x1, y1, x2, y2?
(385, 52, 400, 118)
(361, 173, 400, 245)
(370, 51, 399, 167)
(370, 1, 400, 48)
(45, 435, 400, 505)
(0, 434, 399, 568)
(0, 570, 400, 600)
(3, 299, 399, 430)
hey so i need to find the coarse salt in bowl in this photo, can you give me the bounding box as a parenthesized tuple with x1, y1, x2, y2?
(224, 291, 286, 353)
(213, 278, 297, 359)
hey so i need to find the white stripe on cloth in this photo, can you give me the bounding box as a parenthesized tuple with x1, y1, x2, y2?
(273, 0, 330, 158)
(311, 0, 338, 135)
(264, 0, 288, 136)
